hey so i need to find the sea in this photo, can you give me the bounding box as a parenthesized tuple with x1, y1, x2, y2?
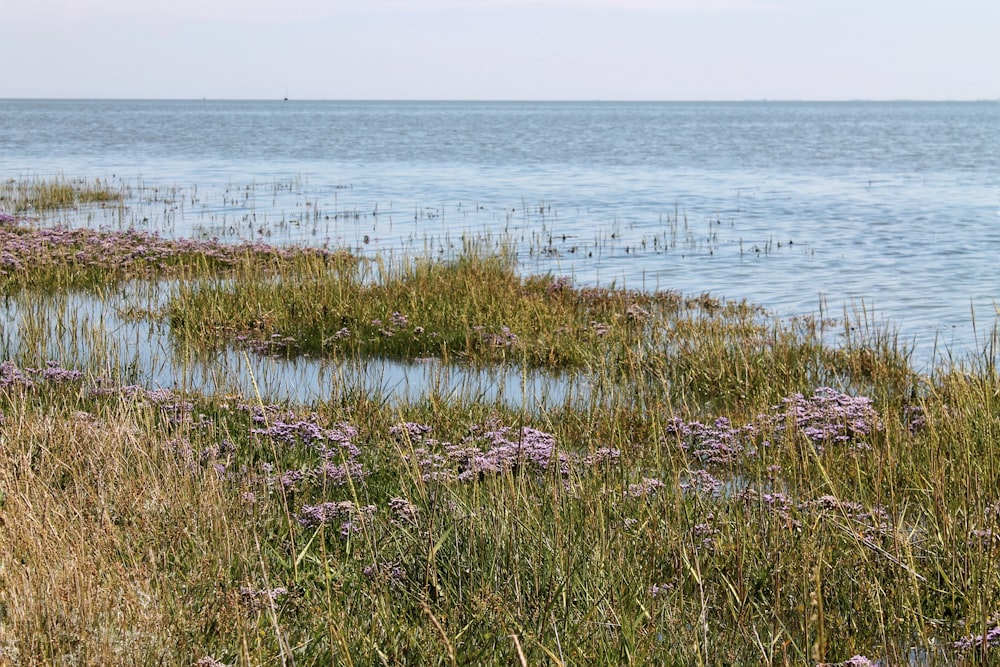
(2, 99, 999, 376)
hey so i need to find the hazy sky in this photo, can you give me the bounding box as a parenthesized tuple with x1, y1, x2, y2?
(2, 0, 997, 100)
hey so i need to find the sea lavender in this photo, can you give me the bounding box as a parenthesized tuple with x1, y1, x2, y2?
(679, 469, 724, 496)
(628, 477, 667, 498)
(666, 416, 749, 465)
(39, 361, 84, 383)
(238, 585, 289, 610)
(296, 501, 376, 536)
(0, 360, 34, 388)
(771, 387, 881, 452)
(389, 421, 433, 441)
(648, 583, 674, 598)
(363, 561, 408, 586)
(194, 657, 228, 667)
(547, 275, 573, 294)
(388, 496, 420, 524)
(954, 622, 1000, 652)
(816, 657, 877, 667)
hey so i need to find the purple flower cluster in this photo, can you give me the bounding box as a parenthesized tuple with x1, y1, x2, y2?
(546, 275, 573, 295)
(679, 469, 724, 496)
(585, 447, 622, 467)
(0, 220, 344, 281)
(451, 425, 572, 480)
(954, 622, 1000, 653)
(740, 488, 890, 538)
(965, 502, 1000, 548)
(904, 404, 927, 434)
(628, 477, 667, 497)
(626, 303, 651, 322)
(772, 387, 881, 452)
(407, 421, 621, 483)
(40, 360, 84, 383)
(194, 657, 228, 667)
(389, 421, 433, 441)
(238, 585, 289, 610)
(251, 418, 357, 451)
(252, 416, 365, 490)
(236, 402, 299, 425)
(388, 496, 420, 524)
(477, 325, 518, 349)
(692, 513, 721, 553)
(363, 561, 408, 585)
(1, 360, 86, 389)
(0, 360, 34, 388)
(589, 321, 610, 337)
(806, 495, 890, 534)
(296, 500, 376, 537)
(104, 384, 195, 423)
(246, 333, 300, 356)
(666, 388, 882, 465)
(648, 583, 674, 598)
(816, 657, 877, 667)
(666, 416, 750, 465)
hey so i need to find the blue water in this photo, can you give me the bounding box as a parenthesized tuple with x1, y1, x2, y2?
(2, 99, 999, 369)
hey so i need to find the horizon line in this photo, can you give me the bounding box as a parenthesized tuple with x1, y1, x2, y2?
(2, 96, 997, 104)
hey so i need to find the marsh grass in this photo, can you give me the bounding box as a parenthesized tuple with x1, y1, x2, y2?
(0, 218, 353, 292)
(166, 249, 917, 415)
(3, 203, 1000, 665)
(0, 175, 123, 213)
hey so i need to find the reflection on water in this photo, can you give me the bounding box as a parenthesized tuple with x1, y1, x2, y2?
(0, 287, 590, 407)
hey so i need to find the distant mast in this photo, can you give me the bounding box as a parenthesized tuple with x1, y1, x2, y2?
(284, 86, 289, 101)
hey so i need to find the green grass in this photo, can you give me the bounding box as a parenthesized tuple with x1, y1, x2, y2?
(0, 175, 123, 213)
(2, 195, 1000, 665)
(165, 250, 916, 414)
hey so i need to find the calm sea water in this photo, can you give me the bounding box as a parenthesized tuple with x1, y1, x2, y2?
(2, 99, 999, 370)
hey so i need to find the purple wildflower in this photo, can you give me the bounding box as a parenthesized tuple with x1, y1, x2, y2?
(0, 360, 34, 388)
(547, 275, 573, 294)
(40, 361, 84, 383)
(363, 561, 408, 586)
(238, 585, 289, 611)
(666, 416, 749, 465)
(628, 477, 667, 497)
(296, 501, 376, 536)
(389, 422, 433, 441)
(648, 583, 674, 598)
(388, 496, 420, 523)
(771, 387, 881, 453)
(680, 469, 723, 496)
(692, 515, 720, 553)
(626, 303, 650, 322)
(816, 657, 877, 667)
(195, 657, 228, 667)
(954, 622, 1000, 652)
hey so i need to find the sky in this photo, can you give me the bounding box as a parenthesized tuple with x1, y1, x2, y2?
(1, 0, 997, 101)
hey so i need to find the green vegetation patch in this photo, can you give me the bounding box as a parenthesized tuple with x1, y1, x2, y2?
(167, 251, 915, 410)
(0, 175, 123, 213)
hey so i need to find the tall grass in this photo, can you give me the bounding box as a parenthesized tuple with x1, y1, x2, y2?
(2, 209, 1000, 665)
(0, 175, 123, 213)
